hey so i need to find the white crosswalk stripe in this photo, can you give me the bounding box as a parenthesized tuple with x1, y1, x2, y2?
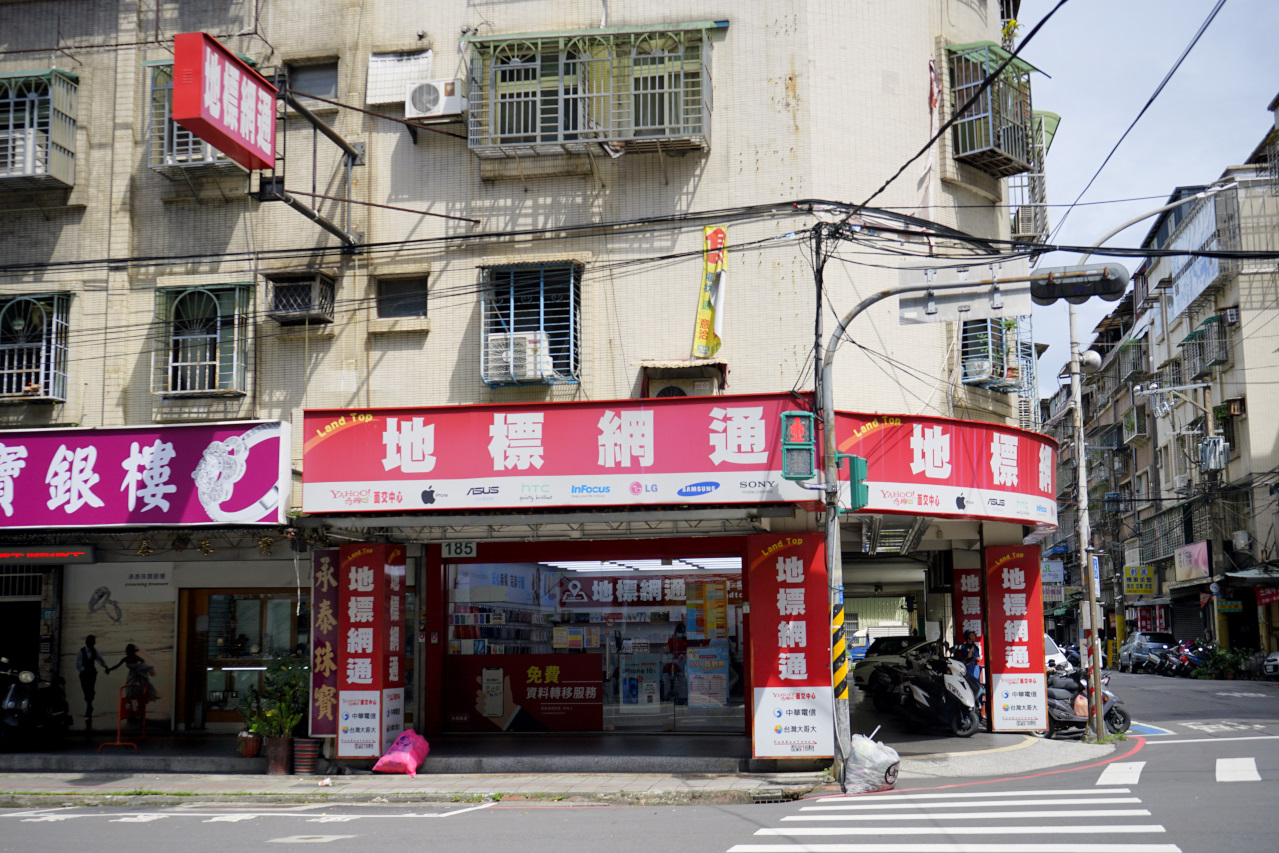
(1215, 757, 1261, 782)
(1096, 762, 1146, 786)
(727, 786, 1181, 853)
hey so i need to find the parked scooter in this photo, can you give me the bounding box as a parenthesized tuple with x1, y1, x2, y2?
(0, 657, 72, 751)
(896, 644, 981, 737)
(1041, 664, 1130, 738)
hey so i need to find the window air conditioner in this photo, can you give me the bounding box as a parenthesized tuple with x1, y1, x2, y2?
(486, 332, 553, 382)
(647, 377, 720, 398)
(1173, 474, 1191, 494)
(404, 78, 467, 119)
(266, 273, 336, 325)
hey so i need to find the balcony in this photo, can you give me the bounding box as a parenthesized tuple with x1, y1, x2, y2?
(1118, 339, 1150, 383)
(948, 42, 1036, 178)
(1123, 404, 1150, 446)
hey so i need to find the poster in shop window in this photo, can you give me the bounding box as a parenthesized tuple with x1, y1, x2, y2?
(747, 533, 833, 759)
(985, 545, 1046, 732)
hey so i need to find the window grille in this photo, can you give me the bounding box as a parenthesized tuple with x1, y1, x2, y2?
(0, 566, 43, 599)
(947, 42, 1033, 178)
(0, 293, 69, 401)
(481, 264, 581, 385)
(468, 27, 710, 158)
(149, 65, 229, 170)
(151, 285, 252, 396)
(0, 70, 76, 186)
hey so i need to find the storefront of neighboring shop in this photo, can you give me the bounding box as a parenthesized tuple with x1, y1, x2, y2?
(0, 420, 298, 732)
(303, 393, 1059, 754)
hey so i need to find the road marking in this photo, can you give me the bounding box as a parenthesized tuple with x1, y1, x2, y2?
(268, 837, 356, 844)
(439, 802, 497, 817)
(802, 797, 1140, 811)
(1214, 692, 1269, 698)
(1127, 724, 1174, 736)
(1145, 735, 1279, 746)
(206, 815, 258, 822)
(1096, 762, 1146, 786)
(1216, 757, 1261, 782)
(785, 810, 1151, 822)
(728, 844, 1182, 852)
(112, 815, 167, 823)
(813, 788, 1128, 802)
(758, 826, 1166, 836)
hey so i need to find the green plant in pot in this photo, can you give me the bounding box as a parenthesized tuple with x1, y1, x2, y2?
(251, 653, 310, 773)
(237, 688, 267, 757)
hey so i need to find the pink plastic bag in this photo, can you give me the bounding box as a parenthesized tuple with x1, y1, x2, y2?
(372, 730, 430, 777)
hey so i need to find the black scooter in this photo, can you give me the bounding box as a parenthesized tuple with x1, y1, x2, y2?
(0, 657, 72, 751)
(1041, 665, 1130, 738)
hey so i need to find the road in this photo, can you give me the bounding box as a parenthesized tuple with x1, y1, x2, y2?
(1, 673, 1275, 852)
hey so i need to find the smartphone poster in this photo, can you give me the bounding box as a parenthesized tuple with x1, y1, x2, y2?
(619, 654, 661, 712)
(445, 654, 603, 732)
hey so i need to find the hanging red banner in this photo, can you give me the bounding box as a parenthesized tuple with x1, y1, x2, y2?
(336, 543, 406, 758)
(985, 545, 1046, 732)
(172, 32, 277, 171)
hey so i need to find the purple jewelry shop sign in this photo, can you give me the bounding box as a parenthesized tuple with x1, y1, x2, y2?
(0, 420, 289, 528)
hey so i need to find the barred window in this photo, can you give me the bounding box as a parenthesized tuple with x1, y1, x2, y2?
(480, 264, 581, 385)
(152, 285, 252, 396)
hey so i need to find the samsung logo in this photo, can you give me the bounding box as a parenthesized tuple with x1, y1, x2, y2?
(678, 481, 720, 497)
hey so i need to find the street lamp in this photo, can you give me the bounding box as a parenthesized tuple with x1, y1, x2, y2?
(1064, 181, 1235, 739)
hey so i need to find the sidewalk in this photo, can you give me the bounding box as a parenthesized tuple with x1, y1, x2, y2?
(0, 736, 1116, 807)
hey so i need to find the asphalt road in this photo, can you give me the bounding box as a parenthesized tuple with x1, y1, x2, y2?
(1, 673, 1275, 853)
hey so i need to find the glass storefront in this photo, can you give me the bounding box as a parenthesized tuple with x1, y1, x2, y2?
(443, 558, 745, 733)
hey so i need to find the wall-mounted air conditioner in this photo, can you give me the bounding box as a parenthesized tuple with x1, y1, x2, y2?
(1173, 474, 1191, 494)
(266, 272, 336, 325)
(1232, 530, 1252, 551)
(405, 78, 467, 119)
(485, 332, 553, 383)
(647, 377, 720, 398)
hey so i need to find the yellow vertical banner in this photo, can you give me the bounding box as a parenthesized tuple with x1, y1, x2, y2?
(692, 226, 727, 357)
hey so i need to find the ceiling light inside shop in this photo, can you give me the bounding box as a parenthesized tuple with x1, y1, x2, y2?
(541, 558, 742, 573)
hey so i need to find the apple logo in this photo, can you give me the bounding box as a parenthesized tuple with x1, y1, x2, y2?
(955, 495, 966, 510)
(421, 487, 436, 505)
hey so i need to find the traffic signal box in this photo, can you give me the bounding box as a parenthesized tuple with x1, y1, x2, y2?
(779, 410, 869, 512)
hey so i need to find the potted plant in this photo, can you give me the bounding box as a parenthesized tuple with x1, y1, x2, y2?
(237, 689, 266, 758)
(251, 653, 309, 775)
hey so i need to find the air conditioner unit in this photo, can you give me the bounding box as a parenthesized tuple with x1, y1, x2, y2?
(0, 128, 45, 176)
(1173, 474, 1191, 494)
(1223, 305, 1241, 325)
(405, 78, 467, 119)
(647, 377, 720, 398)
(962, 359, 995, 383)
(485, 332, 553, 383)
(1227, 397, 1246, 416)
(1232, 530, 1252, 551)
(266, 272, 335, 325)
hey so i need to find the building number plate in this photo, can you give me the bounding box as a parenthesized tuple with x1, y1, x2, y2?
(443, 542, 477, 558)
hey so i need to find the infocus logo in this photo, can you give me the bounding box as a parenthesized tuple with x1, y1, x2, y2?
(571, 485, 610, 494)
(678, 481, 719, 497)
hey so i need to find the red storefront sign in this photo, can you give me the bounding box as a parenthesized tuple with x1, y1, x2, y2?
(336, 543, 406, 758)
(747, 533, 833, 759)
(309, 549, 339, 737)
(554, 574, 743, 609)
(172, 32, 277, 171)
(1256, 586, 1279, 606)
(953, 566, 985, 645)
(985, 545, 1046, 732)
(836, 413, 1057, 528)
(444, 654, 603, 732)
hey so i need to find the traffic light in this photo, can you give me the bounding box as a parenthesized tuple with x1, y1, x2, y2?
(780, 411, 816, 481)
(1029, 264, 1130, 306)
(846, 453, 869, 511)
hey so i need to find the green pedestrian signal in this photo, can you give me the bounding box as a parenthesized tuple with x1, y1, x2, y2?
(780, 411, 816, 481)
(846, 453, 868, 511)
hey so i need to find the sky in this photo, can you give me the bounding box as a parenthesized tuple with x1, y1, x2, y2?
(1014, 0, 1277, 398)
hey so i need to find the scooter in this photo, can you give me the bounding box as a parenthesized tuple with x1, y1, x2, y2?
(0, 657, 72, 751)
(1041, 665, 1130, 738)
(895, 646, 981, 737)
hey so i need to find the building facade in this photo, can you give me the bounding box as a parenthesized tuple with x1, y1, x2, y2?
(0, 0, 1057, 754)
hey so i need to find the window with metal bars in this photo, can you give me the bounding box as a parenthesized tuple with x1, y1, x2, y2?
(149, 65, 229, 168)
(947, 42, 1033, 178)
(0, 293, 69, 401)
(0, 70, 76, 186)
(481, 264, 581, 385)
(0, 566, 43, 599)
(151, 285, 252, 396)
(468, 27, 709, 158)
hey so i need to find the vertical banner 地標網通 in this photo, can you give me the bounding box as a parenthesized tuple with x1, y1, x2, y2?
(336, 543, 406, 758)
(748, 533, 833, 759)
(985, 545, 1046, 732)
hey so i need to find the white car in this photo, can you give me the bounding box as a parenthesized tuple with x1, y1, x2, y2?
(1044, 634, 1070, 671)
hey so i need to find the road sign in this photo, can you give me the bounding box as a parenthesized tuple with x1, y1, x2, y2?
(1124, 565, 1155, 596)
(897, 258, 1032, 324)
(1218, 599, 1242, 613)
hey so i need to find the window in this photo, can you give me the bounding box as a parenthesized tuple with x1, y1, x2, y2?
(0, 70, 77, 186)
(288, 62, 338, 109)
(947, 42, 1033, 178)
(377, 276, 428, 318)
(0, 293, 69, 401)
(468, 26, 711, 158)
(266, 271, 335, 325)
(152, 285, 252, 396)
(148, 65, 228, 168)
(481, 264, 581, 385)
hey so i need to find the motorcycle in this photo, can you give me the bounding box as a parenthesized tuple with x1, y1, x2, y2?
(1041, 664, 1130, 738)
(896, 645, 981, 737)
(0, 657, 72, 751)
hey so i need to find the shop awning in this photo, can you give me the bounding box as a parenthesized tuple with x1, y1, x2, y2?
(1225, 565, 1279, 584)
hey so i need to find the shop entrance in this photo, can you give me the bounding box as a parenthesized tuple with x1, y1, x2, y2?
(439, 543, 747, 735)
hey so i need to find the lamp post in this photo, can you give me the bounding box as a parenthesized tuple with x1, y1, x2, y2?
(1064, 182, 1234, 739)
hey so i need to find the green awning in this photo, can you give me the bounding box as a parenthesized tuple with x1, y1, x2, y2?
(1034, 111, 1061, 152)
(0, 69, 79, 84)
(1181, 328, 1205, 343)
(946, 41, 1043, 76)
(1199, 314, 1221, 327)
(465, 20, 730, 45)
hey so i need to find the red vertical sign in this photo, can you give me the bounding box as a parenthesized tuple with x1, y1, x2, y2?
(952, 567, 985, 645)
(985, 545, 1046, 732)
(309, 549, 340, 737)
(336, 543, 405, 758)
(747, 534, 833, 759)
